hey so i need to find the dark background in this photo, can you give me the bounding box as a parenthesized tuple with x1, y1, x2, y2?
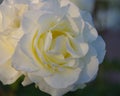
(0, 0, 120, 96)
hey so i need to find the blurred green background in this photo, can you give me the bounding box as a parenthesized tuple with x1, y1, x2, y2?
(0, 0, 120, 96)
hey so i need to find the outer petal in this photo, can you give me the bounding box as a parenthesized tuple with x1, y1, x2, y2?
(83, 22, 98, 43)
(0, 28, 23, 65)
(22, 75, 33, 86)
(0, 60, 21, 84)
(92, 36, 106, 63)
(22, 11, 39, 34)
(76, 45, 99, 84)
(28, 73, 75, 96)
(0, 36, 14, 65)
(0, 1, 16, 30)
(58, 1, 84, 34)
(44, 68, 81, 88)
(12, 45, 39, 72)
(78, 56, 99, 84)
(67, 14, 84, 35)
(37, 0, 60, 13)
(80, 10, 94, 26)
(60, 0, 80, 18)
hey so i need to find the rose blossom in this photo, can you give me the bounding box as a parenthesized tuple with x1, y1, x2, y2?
(12, 0, 106, 96)
(0, 0, 28, 84)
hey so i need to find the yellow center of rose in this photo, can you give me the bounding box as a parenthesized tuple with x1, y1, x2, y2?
(31, 16, 86, 73)
(32, 20, 80, 72)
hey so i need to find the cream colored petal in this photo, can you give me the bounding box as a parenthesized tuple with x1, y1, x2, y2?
(67, 16, 79, 34)
(60, 0, 80, 18)
(22, 13, 39, 34)
(0, 36, 14, 65)
(28, 73, 75, 96)
(0, 27, 23, 65)
(76, 45, 99, 84)
(22, 75, 33, 86)
(48, 36, 66, 55)
(51, 16, 74, 34)
(79, 42, 89, 57)
(44, 68, 81, 88)
(0, 1, 16, 29)
(66, 38, 81, 58)
(44, 32, 52, 51)
(38, 13, 59, 32)
(12, 45, 39, 72)
(78, 56, 99, 84)
(83, 22, 98, 43)
(19, 34, 35, 58)
(38, 0, 60, 13)
(66, 38, 89, 58)
(66, 45, 79, 58)
(0, 60, 21, 84)
(72, 16, 85, 34)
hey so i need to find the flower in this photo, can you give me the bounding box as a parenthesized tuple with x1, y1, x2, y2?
(0, 0, 27, 84)
(70, 0, 95, 12)
(12, 0, 106, 96)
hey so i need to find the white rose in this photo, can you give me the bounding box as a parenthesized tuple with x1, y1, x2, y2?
(12, 0, 106, 96)
(70, 0, 95, 12)
(0, 0, 27, 84)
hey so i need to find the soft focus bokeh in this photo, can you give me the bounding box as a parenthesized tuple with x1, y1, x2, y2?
(0, 0, 120, 96)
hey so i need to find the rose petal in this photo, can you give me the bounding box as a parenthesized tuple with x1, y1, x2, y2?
(83, 22, 98, 43)
(12, 45, 39, 72)
(66, 38, 89, 58)
(28, 73, 74, 96)
(44, 32, 52, 51)
(0, 60, 21, 84)
(92, 36, 106, 63)
(44, 68, 81, 88)
(77, 45, 99, 84)
(80, 10, 94, 25)
(0, 36, 14, 65)
(22, 76, 33, 86)
(60, 0, 80, 17)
